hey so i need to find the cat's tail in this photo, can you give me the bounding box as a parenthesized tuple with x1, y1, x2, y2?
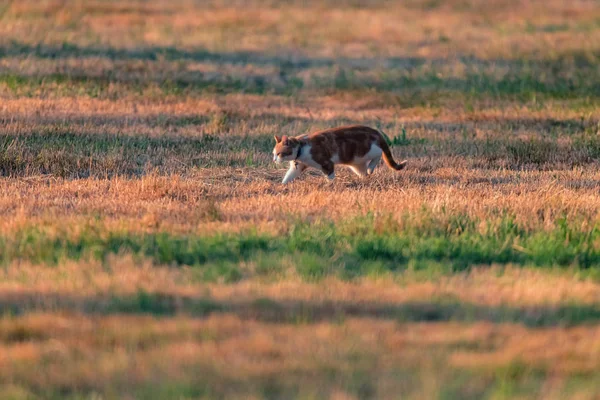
(379, 136, 407, 171)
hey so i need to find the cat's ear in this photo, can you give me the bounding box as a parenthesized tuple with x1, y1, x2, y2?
(274, 135, 282, 143)
(282, 135, 288, 143)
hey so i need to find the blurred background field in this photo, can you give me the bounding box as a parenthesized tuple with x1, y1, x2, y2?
(1, 0, 600, 398)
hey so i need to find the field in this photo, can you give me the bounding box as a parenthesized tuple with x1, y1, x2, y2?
(2, 0, 600, 398)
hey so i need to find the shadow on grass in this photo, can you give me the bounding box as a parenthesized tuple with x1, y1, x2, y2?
(1, 289, 599, 328)
(0, 41, 489, 69)
(1, 40, 598, 69)
(2, 120, 600, 177)
(0, 41, 339, 68)
(3, 109, 595, 136)
(1, 41, 599, 100)
(0, 130, 279, 177)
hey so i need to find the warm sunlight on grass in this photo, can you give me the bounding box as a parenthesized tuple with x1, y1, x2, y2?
(1, 0, 600, 398)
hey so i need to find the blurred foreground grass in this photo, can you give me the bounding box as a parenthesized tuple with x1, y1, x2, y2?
(2, 0, 600, 398)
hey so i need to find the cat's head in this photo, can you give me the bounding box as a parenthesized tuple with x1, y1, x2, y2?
(272, 135, 299, 163)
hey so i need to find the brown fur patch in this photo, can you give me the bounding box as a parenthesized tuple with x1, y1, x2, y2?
(303, 125, 406, 173)
(273, 135, 300, 159)
(273, 125, 406, 181)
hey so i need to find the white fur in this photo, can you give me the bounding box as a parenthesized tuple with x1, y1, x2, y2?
(341, 144, 384, 177)
(297, 144, 336, 178)
(276, 143, 385, 183)
(282, 162, 302, 184)
(296, 144, 322, 171)
(297, 144, 312, 162)
(367, 155, 381, 175)
(354, 144, 382, 165)
(348, 164, 367, 177)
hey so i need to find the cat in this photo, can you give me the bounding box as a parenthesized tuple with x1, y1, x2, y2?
(272, 125, 407, 184)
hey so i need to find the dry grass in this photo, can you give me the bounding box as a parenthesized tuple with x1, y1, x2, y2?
(1, 0, 600, 398)
(0, 260, 598, 307)
(1, 313, 600, 399)
(0, 169, 599, 238)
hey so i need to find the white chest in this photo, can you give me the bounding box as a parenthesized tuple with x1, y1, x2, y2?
(297, 144, 321, 169)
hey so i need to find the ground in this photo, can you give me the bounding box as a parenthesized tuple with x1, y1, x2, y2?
(1, 0, 600, 399)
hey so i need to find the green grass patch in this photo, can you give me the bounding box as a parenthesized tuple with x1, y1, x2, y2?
(2, 215, 600, 280)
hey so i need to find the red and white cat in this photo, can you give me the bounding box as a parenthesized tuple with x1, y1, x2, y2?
(273, 125, 407, 184)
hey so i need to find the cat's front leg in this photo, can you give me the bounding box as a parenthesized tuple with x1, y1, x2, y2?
(282, 162, 306, 184)
(320, 161, 335, 181)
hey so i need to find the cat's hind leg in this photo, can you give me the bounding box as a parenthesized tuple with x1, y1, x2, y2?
(349, 163, 368, 177)
(367, 155, 382, 175)
(282, 162, 307, 184)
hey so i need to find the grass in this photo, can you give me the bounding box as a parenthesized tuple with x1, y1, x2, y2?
(1, 56, 600, 103)
(2, 214, 600, 283)
(0, 0, 600, 398)
(3, 288, 600, 329)
(6, 312, 599, 400)
(1, 121, 600, 178)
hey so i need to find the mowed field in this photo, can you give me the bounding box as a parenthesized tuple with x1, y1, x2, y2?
(2, 0, 600, 398)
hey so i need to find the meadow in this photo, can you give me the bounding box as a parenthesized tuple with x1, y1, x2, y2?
(1, 0, 600, 398)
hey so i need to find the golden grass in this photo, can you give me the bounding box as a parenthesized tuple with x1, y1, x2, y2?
(2, 0, 600, 59)
(0, 312, 599, 398)
(2, 165, 600, 237)
(1, 0, 600, 397)
(0, 260, 598, 307)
